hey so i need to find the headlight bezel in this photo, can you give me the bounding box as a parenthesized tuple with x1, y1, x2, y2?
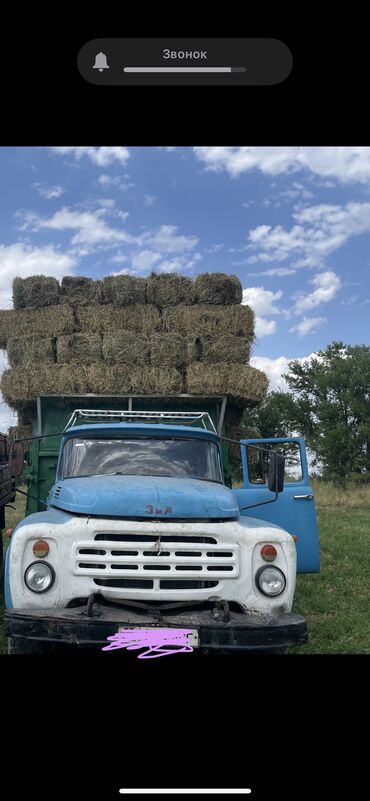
(256, 565, 286, 597)
(24, 561, 55, 594)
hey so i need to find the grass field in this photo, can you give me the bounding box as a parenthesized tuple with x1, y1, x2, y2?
(1, 481, 369, 654)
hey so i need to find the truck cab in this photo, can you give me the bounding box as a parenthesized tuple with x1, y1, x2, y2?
(4, 397, 320, 654)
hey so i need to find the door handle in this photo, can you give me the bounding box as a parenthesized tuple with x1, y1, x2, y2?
(294, 494, 314, 500)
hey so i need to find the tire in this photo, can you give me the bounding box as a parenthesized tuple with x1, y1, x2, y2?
(8, 637, 57, 655)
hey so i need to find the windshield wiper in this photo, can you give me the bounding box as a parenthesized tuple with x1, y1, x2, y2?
(187, 476, 223, 484)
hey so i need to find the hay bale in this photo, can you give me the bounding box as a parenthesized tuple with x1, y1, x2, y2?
(146, 273, 194, 308)
(57, 334, 102, 364)
(0, 361, 183, 407)
(84, 363, 111, 393)
(187, 337, 202, 362)
(0, 306, 76, 348)
(8, 424, 33, 450)
(12, 276, 60, 309)
(186, 363, 268, 403)
(115, 366, 183, 394)
(76, 304, 161, 334)
(150, 334, 188, 368)
(0, 365, 90, 407)
(59, 276, 104, 306)
(201, 335, 251, 364)
(102, 332, 150, 365)
(109, 275, 147, 306)
(86, 364, 183, 394)
(7, 336, 55, 368)
(163, 304, 255, 339)
(193, 273, 242, 305)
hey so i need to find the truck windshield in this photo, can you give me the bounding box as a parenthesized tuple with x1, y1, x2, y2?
(59, 437, 223, 483)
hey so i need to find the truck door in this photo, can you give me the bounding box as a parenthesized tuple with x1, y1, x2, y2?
(233, 437, 320, 573)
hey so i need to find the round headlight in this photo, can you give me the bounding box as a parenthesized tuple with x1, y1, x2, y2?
(24, 562, 55, 594)
(257, 566, 286, 597)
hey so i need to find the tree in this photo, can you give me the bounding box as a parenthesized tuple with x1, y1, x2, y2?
(242, 390, 297, 439)
(284, 341, 370, 481)
(242, 342, 370, 482)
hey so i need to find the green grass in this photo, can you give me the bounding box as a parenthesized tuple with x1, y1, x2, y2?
(1, 484, 369, 654)
(289, 480, 370, 653)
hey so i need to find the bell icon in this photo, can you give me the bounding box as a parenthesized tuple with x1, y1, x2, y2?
(93, 52, 110, 72)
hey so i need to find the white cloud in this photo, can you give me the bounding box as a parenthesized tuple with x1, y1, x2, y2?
(18, 206, 135, 250)
(279, 182, 315, 201)
(51, 147, 130, 167)
(247, 267, 296, 278)
(110, 252, 128, 264)
(98, 174, 135, 191)
(246, 202, 370, 269)
(131, 250, 161, 272)
(293, 271, 341, 314)
(145, 225, 198, 254)
(155, 255, 200, 274)
(250, 356, 292, 391)
(194, 146, 300, 178)
(0, 243, 76, 308)
(144, 194, 156, 206)
(193, 146, 370, 184)
(289, 316, 327, 336)
(242, 287, 282, 339)
(255, 317, 277, 337)
(242, 287, 283, 316)
(250, 352, 318, 392)
(205, 243, 224, 253)
(34, 183, 65, 199)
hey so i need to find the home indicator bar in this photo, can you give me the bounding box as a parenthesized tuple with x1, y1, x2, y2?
(119, 791, 252, 795)
(78, 38, 293, 86)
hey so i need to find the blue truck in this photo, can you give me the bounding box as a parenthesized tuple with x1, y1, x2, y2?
(4, 393, 320, 654)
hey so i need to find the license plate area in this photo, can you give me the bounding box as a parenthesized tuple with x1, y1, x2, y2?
(117, 626, 199, 648)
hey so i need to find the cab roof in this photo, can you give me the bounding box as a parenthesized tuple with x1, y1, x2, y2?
(63, 422, 221, 442)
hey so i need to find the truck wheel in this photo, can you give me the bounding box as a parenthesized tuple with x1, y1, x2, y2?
(7, 637, 55, 655)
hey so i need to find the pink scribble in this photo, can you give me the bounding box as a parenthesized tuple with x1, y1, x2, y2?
(102, 628, 195, 658)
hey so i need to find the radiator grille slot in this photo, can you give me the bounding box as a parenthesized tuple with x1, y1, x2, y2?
(94, 534, 217, 544)
(94, 578, 153, 589)
(160, 580, 219, 590)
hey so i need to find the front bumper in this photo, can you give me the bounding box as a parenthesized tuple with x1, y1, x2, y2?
(5, 603, 307, 652)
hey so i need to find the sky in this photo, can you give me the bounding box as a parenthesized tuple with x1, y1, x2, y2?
(1, 145, 370, 431)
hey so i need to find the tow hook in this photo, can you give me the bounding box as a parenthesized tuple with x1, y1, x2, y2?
(209, 597, 231, 623)
(85, 593, 103, 617)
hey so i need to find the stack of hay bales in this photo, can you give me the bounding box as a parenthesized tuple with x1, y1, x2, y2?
(0, 273, 268, 438)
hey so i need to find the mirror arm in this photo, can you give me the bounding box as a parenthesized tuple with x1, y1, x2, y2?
(238, 491, 278, 512)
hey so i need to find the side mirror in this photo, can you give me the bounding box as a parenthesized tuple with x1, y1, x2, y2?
(10, 441, 25, 478)
(268, 452, 285, 494)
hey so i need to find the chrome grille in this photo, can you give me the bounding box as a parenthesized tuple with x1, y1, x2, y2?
(73, 535, 239, 584)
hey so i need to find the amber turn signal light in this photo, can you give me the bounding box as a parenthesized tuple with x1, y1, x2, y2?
(260, 544, 277, 562)
(32, 540, 50, 558)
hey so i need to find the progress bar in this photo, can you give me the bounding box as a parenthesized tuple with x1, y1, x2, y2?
(123, 67, 246, 74)
(119, 791, 252, 795)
